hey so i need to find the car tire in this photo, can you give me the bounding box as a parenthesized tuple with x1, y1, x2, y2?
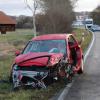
(78, 59, 84, 74)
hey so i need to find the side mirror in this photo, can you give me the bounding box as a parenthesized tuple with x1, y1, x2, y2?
(15, 50, 21, 56)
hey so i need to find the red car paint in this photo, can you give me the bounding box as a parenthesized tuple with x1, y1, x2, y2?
(32, 34, 69, 41)
(12, 33, 83, 71)
(13, 34, 83, 71)
(15, 52, 63, 67)
(11, 34, 83, 89)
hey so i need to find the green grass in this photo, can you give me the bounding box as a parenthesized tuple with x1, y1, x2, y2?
(0, 82, 65, 100)
(0, 29, 34, 41)
(0, 29, 92, 100)
(0, 29, 34, 51)
(73, 28, 92, 52)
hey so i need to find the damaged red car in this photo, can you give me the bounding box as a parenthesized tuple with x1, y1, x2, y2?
(10, 34, 83, 89)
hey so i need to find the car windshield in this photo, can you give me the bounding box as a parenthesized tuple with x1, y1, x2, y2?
(23, 40, 66, 54)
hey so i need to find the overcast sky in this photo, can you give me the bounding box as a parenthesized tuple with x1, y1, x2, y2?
(0, 0, 100, 16)
(75, 0, 100, 12)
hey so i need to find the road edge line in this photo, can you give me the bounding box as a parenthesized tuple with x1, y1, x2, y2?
(57, 30, 95, 100)
(84, 30, 95, 63)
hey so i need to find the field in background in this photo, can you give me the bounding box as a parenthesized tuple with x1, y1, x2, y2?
(0, 29, 92, 100)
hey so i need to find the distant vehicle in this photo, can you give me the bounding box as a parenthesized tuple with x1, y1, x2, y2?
(85, 18, 93, 29)
(91, 25, 100, 32)
(72, 20, 84, 28)
(10, 34, 83, 89)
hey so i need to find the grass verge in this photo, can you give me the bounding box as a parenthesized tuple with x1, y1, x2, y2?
(0, 29, 92, 100)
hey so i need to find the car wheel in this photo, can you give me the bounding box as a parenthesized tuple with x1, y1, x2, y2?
(78, 59, 84, 74)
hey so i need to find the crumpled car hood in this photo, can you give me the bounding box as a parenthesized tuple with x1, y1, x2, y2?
(15, 52, 63, 67)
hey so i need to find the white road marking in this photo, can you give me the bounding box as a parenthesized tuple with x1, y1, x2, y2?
(84, 30, 95, 63)
(57, 30, 95, 100)
(58, 82, 74, 100)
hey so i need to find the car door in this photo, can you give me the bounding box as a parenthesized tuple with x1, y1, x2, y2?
(68, 35, 83, 71)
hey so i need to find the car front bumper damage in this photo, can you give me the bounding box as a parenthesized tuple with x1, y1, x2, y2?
(12, 66, 49, 89)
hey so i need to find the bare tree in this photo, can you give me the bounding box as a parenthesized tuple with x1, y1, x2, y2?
(24, 0, 40, 37)
(38, 0, 75, 33)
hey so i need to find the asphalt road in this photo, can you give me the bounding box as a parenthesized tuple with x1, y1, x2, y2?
(64, 32, 100, 100)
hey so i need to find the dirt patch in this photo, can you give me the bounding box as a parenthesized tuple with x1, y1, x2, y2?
(0, 42, 16, 55)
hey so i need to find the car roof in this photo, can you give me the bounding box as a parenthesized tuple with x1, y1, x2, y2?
(32, 34, 72, 41)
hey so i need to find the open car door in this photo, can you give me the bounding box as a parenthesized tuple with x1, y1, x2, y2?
(68, 35, 83, 74)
